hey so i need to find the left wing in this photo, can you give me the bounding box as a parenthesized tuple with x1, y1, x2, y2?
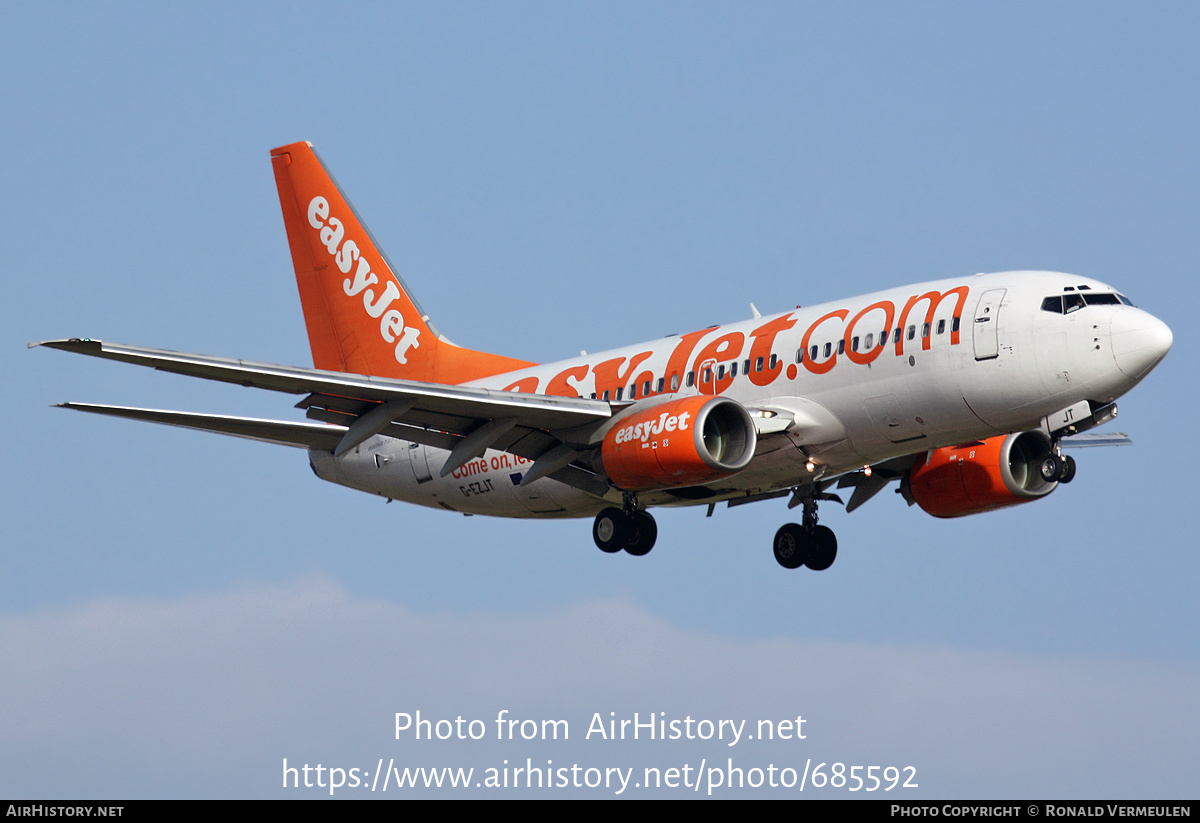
(34, 338, 615, 495)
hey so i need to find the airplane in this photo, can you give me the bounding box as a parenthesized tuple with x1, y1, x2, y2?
(32, 141, 1173, 571)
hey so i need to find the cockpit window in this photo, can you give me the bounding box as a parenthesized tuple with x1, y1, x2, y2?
(1045, 292, 1130, 313)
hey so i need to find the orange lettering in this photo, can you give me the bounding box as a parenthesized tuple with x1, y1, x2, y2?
(545, 364, 589, 397)
(592, 351, 654, 399)
(661, 329, 709, 393)
(747, 313, 797, 387)
(692, 333, 745, 394)
(895, 287, 969, 354)
(502, 376, 540, 393)
(800, 310, 849, 375)
(844, 301, 895, 365)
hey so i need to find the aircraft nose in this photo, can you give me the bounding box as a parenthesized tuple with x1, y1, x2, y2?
(1110, 308, 1172, 379)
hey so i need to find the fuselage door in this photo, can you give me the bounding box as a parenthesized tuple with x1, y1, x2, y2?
(973, 288, 1006, 361)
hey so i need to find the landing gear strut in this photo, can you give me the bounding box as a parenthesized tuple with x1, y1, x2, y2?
(773, 492, 838, 571)
(592, 492, 658, 556)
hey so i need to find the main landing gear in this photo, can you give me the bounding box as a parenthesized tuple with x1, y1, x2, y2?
(773, 494, 838, 571)
(592, 489, 842, 570)
(593, 492, 658, 556)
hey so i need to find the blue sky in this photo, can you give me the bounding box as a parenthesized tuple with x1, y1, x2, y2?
(2, 2, 1196, 798)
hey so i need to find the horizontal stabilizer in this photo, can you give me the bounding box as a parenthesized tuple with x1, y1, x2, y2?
(55, 403, 346, 450)
(1060, 432, 1133, 448)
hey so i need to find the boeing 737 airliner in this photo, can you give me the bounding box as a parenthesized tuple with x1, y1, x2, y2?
(34, 142, 1173, 571)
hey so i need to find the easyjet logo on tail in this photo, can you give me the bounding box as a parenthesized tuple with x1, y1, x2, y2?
(306, 195, 422, 365)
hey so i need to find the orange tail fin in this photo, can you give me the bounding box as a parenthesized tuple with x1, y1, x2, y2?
(271, 141, 534, 383)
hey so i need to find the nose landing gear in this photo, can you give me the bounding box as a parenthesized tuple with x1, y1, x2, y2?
(1038, 446, 1077, 484)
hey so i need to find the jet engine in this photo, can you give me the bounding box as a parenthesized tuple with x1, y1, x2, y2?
(599, 395, 757, 491)
(906, 430, 1059, 518)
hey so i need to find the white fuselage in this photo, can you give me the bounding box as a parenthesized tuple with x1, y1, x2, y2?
(309, 271, 1170, 517)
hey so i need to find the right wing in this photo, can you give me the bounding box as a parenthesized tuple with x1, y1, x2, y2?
(34, 338, 616, 496)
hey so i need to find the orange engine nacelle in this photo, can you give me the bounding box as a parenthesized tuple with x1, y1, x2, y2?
(600, 396, 757, 491)
(908, 430, 1058, 518)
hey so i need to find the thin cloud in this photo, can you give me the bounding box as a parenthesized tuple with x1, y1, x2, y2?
(2, 578, 1195, 798)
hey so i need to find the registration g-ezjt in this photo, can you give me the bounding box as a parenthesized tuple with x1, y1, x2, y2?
(35, 142, 1172, 571)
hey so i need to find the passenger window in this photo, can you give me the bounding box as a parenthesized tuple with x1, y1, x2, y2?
(922, 323, 930, 339)
(730, 362, 738, 377)
(702, 367, 712, 383)
(743, 359, 751, 374)
(769, 354, 777, 369)
(756, 356, 764, 372)
(669, 374, 679, 391)
(952, 317, 960, 333)
(851, 336, 859, 352)
(865, 333, 874, 349)
(656, 378, 664, 393)
(616, 387, 624, 401)
(629, 384, 637, 399)
(837, 339, 845, 355)
(937, 319, 946, 335)
(795, 348, 804, 363)
(823, 342, 832, 358)
(893, 328, 902, 344)
(686, 371, 695, 387)
(907, 325, 916, 340)
(602, 390, 610, 401)
(810, 345, 818, 360)
(717, 365, 725, 380)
